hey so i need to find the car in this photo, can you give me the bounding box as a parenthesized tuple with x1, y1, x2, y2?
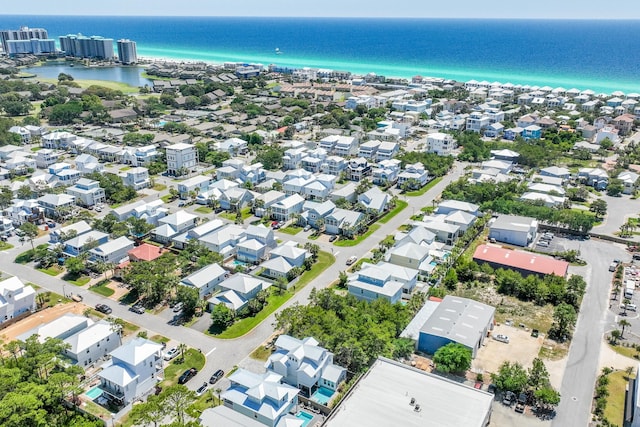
(271, 221, 278, 227)
(346, 256, 357, 265)
(329, 235, 338, 242)
(273, 224, 281, 230)
(515, 402, 525, 413)
(163, 347, 179, 361)
(178, 200, 187, 207)
(626, 303, 637, 312)
(515, 392, 527, 412)
(502, 391, 515, 406)
(130, 305, 145, 314)
(303, 225, 311, 232)
(537, 241, 549, 247)
(173, 302, 184, 312)
(531, 329, 539, 338)
(493, 334, 510, 344)
(95, 303, 112, 314)
(178, 367, 197, 384)
(47, 222, 56, 228)
(209, 369, 224, 384)
(633, 253, 640, 261)
(95, 206, 103, 212)
(196, 382, 208, 396)
(15, 229, 25, 237)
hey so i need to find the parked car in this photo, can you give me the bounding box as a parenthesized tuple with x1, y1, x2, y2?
(502, 391, 515, 406)
(95, 206, 103, 212)
(196, 382, 208, 396)
(346, 256, 357, 265)
(47, 221, 56, 228)
(515, 392, 527, 413)
(209, 369, 224, 384)
(537, 241, 549, 248)
(178, 200, 187, 207)
(493, 334, 510, 344)
(626, 303, 637, 312)
(303, 225, 311, 232)
(163, 347, 179, 361)
(531, 329, 539, 338)
(329, 235, 338, 242)
(130, 305, 145, 314)
(178, 367, 198, 384)
(172, 302, 184, 313)
(95, 303, 112, 314)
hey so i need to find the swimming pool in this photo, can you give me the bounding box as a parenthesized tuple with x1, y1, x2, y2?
(296, 411, 314, 427)
(85, 386, 103, 400)
(311, 386, 334, 405)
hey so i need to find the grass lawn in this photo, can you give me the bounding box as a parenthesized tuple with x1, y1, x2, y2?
(609, 344, 638, 359)
(219, 208, 252, 221)
(89, 280, 115, 296)
(349, 257, 373, 272)
(64, 274, 90, 286)
(120, 319, 140, 336)
(38, 266, 64, 276)
(0, 241, 14, 250)
(187, 390, 220, 419)
(194, 206, 213, 214)
(40, 291, 71, 308)
(404, 177, 443, 197)
(249, 345, 274, 361)
(379, 200, 408, 224)
(279, 225, 302, 235)
(605, 371, 630, 427)
(295, 251, 335, 289)
(161, 349, 206, 387)
(307, 233, 320, 240)
(119, 166, 131, 171)
(150, 334, 170, 344)
(161, 194, 174, 203)
(35, 77, 140, 94)
(334, 224, 380, 247)
(152, 183, 167, 191)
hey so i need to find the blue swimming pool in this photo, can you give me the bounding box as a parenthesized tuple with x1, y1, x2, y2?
(296, 411, 314, 427)
(311, 386, 334, 405)
(85, 386, 103, 400)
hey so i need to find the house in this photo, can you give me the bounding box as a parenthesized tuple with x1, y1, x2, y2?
(157, 210, 197, 235)
(172, 219, 225, 249)
(375, 141, 399, 161)
(484, 122, 504, 138)
(180, 264, 227, 299)
(252, 190, 286, 218)
(66, 178, 106, 207)
(347, 263, 405, 303)
(177, 175, 212, 200)
(99, 338, 164, 406)
(271, 194, 305, 221)
(236, 239, 268, 265)
(199, 406, 269, 427)
(473, 244, 569, 278)
(523, 125, 542, 140)
(358, 261, 418, 297)
(18, 313, 91, 343)
(37, 193, 76, 218)
(539, 166, 570, 182)
(122, 167, 150, 190)
(387, 242, 434, 275)
(321, 156, 346, 176)
(74, 153, 103, 175)
(372, 159, 401, 186)
(89, 236, 135, 264)
(239, 163, 266, 185)
(266, 335, 347, 395)
(48, 162, 81, 185)
(63, 320, 120, 367)
(42, 131, 76, 149)
(436, 200, 480, 217)
(520, 192, 565, 207)
(166, 142, 197, 176)
(259, 256, 295, 282)
(221, 369, 299, 427)
(490, 149, 519, 163)
(358, 140, 380, 160)
(618, 171, 640, 194)
(397, 163, 428, 189)
(325, 208, 365, 237)
(283, 147, 307, 170)
(0, 277, 36, 325)
(419, 218, 461, 245)
(112, 200, 168, 225)
(489, 215, 538, 247)
(481, 159, 512, 174)
(199, 224, 246, 257)
(9, 126, 31, 143)
(578, 167, 609, 190)
(347, 157, 372, 181)
(61, 230, 110, 257)
(49, 220, 92, 243)
(207, 273, 271, 311)
(3, 199, 43, 226)
(330, 182, 358, 204)
(323, 357, 493, 427)
(357, 186, 389, 214)
(219, 187, 255, 212)
(269, 242, 308, 268)
(215, 137, 248, 156)
(426, 132, 456, 155)
(417, 296, 495, 358)
(127, 243, 168, 262)
(301, 200, 335, 228)
(35, 149, 61, 169)
(132, 145, 160, 166)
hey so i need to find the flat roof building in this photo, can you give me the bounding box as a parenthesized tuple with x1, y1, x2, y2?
(323, 357, 493, 427)
(473, 244, 569, 278)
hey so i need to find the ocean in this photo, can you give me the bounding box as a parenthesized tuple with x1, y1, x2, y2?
(2, 15, 640, 93)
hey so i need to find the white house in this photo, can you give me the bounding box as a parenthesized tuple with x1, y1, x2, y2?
(122, 167, 150, 190)
(99, 338, 164, 406)
(180, 264, 227, 299)
(177, 175, 212, 199)
(265, 335, 347, 395)
(271, 194, 305, 221)
(0, 277, 36, 325)
(63, 320, 120, 367)
(489, 214, 538, 247)
(207, 273, 271, 312)
(426, 132, 456, 155)
(65, 178, 106, 208)
(166, 142, 197, 176)
(89, 236, 135, 264)
(347, 263, 405, 304)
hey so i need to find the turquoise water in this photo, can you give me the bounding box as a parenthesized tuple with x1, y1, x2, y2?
(2, 16, 639, 93)
(85, 386, 103, 400)
(296, 411, 314, 427)
(233, 260, 248, 267)
(22, 62, 152, 87)
(311, 386, 334, 405)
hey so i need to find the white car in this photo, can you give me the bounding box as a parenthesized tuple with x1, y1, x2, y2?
(346, 256, 357, 265)
(163, 347, 179, 361)
(537, 241, 549, 247)
(626, 304, 637, 312)
(494, 334, 510, 344)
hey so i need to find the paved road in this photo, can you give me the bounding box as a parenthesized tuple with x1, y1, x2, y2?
(591, 194, 640, 241)
(0, 164, 466, 392)
(551, 237, 629, 427)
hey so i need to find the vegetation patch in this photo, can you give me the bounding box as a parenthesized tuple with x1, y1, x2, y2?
(279, 225, 302, 235)
(161, 348, 206, 387)
(379, 200, 408, 223)
(0, 241, 14, 250)
(38, 265, 64, 276)
(295, 251, 335, 289)
(64, 274, 90, 286)
(249, 345, 274, 361)
(405, 177, 443, 197)
(194, 206, 213, 214)
(152, 183, 167, 191)
(604, 370, 631, 427)
(334, 224, 380, 247)
(89, 280, 115, 296)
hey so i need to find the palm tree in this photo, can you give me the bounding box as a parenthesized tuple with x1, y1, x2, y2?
(178, 343, 187, 363)
(619, 319, 631, 338)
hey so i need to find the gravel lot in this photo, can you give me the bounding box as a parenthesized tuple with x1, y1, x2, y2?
(473, 324, 544, 376)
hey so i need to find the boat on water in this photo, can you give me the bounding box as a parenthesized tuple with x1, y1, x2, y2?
(275, 48, 283, 55)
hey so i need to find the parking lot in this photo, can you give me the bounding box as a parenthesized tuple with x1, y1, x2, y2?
(490, 399, 552, 427)
(473, 324, 544, 376)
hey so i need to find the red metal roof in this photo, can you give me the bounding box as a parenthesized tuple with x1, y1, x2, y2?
(472, 244, 569, 277)
(128, 243, 167, 262)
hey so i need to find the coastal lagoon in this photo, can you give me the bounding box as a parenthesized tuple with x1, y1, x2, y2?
(4, 16, 640, 93)
(22, 62, 152, 87)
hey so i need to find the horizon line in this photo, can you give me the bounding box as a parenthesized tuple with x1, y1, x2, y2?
(2, 14, 640, 21)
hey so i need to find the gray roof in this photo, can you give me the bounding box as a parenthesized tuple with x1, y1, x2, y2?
(490, 214, 536, 233)
(110, 337, 162, 366)
(181, 264, 226, 289)
(419, 296, 495, 349)
(200, 406, 265, 427)
(324, 357, 493, 427)
(400, 300, 441, 340)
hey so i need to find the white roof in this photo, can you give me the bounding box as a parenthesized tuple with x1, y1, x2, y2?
(65, 320, 114, 354)
(181, 264, 226, 288)
(110, 337, 162, 366)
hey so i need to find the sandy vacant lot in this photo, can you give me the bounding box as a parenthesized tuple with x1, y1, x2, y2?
(0, 302, 86, 343)
(473, 324, 544, 376)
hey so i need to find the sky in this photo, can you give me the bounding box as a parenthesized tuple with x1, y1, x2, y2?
(3, 0, 640, 19)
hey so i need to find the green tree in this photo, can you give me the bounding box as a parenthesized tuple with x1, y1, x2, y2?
(338, 271, 348, 288)
(162, 384, 196, 426)
(176, 285, 199, 319)
(589, 199, 607, 219)
(443, 268, 458, 290)
(550, 303, 577, 341)
(534, 386, 561, 407)
(491, 361, 529, 394)
(433, 343, 472, 374)
(0, 187, 12, 209)
(211, 304, 235, 329)
(17, 184, 32, 200)
(619, 319, 631, 338)
(64, 257, 85, 276)
(528, 358, 550, 390)
(19, 222, 39, 250)
(129, 394, 165, 427)
(610, 329, 622, 345)
(607, 179, 624, 197)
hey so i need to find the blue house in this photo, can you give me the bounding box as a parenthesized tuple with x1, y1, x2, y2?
(522, 125, 542, 140)
(503, 127, 524, 141)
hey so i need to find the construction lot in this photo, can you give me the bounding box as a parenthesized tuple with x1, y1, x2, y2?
(473, 324, 544, 375)
(0, 301, 86, 342)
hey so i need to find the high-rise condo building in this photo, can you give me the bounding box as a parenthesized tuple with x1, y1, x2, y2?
(0, 26, 49, 53)
(59, 34, 115, 60)
(117, 39, 138, 64)
(6, 39, 56, 55)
